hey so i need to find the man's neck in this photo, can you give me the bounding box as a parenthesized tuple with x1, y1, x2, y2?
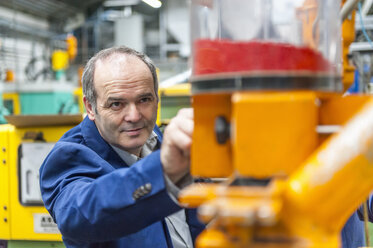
(128, 148, 142, 157)
(110, 131, 158, 166)
(115, 145, 142, 157)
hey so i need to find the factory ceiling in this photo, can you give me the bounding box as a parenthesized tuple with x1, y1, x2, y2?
(0, 0, 161, 22)
(0, 0, 104, 21)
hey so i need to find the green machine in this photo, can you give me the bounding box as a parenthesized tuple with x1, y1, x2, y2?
(0, 93, 10, 124)
(2, 82, 80, 116)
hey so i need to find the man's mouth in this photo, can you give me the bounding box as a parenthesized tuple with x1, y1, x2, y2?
(122, 127, 144, 136)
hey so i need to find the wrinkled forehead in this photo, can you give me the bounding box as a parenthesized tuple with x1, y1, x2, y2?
(93, 53, 153, 91)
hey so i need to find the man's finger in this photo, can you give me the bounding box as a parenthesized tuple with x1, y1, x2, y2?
(172, 116, 194, 136)
(165, 125, 192, 151)
(177, 108, 193, 119)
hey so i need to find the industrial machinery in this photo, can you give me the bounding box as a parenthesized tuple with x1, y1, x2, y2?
(1, 34, 80, 118)
(1, 82, 79, 116)
(0, 115, 82, 248)
(0, 93, 9, 124)
(179, 0, 373, 247)
(159, 82, 191, 125)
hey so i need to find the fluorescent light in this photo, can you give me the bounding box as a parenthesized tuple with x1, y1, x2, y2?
(103, 0, 140, 7)
(142, 0, 162, 8)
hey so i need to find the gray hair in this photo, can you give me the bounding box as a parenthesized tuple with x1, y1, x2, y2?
(82, 46, 158, 111)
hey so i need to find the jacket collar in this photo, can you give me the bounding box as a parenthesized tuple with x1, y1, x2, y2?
(80, 116, 126, 169)
(80, 116, 163, 169)
(79, 116, 162, 169)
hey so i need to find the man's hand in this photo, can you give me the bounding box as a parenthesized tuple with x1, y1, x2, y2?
(161, 108, 193, 184)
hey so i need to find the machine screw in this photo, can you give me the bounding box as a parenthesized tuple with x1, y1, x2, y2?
(3, 206, 6, 211)
(2, 159, 5, 165)
(1, 147, 5, 152)
(3, 218, 7, 223)
(215, 116, 230, 144)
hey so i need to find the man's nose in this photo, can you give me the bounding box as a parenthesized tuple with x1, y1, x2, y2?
(124, 103, 141, 122)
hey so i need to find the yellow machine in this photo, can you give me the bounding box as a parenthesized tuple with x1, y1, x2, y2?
(179, 0, 373, 247)
(0, 115, 82, 247)
(2, 93, 21, 115)
(73, 87, 84, 114)
(159, 83, 191, 125)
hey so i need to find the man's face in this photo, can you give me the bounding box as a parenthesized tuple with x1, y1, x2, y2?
(84, 54, 158, 156)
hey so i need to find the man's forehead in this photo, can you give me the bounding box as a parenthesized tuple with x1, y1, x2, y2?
(94, 53, 150, 82)
(96, 53, 136, 68)
(93, 53, 154, 96)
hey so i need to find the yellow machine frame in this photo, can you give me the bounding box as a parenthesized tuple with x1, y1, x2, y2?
(0, 123, 75, 243)
(2, 93, 21, 115)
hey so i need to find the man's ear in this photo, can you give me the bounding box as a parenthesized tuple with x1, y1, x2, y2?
(83, 96, 96, 121)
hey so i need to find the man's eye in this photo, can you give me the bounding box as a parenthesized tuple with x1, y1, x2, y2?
(109, 102, 122, 109)
(139, 97, 152, 103)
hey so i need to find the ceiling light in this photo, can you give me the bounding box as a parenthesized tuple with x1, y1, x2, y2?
(142, 0, 162, 8)
(104, 0, 140, 7)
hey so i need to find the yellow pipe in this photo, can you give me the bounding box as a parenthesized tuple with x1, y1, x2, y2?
(284, 99, 373, 235)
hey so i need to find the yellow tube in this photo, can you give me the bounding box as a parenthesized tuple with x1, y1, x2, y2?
(284, 99, 373, 234)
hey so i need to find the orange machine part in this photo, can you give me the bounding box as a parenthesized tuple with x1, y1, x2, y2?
(342, 0, 356, 91)
(191, 94, 233, 178)
(5, 69, 15, 82)
(319, 94, 373, 125)
(66, 34, 78, 61)
(296, 0, 319, 50)
(232, 91, 318, 178)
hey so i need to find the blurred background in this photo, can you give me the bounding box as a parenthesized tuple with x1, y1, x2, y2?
(0, 0, 191, 122)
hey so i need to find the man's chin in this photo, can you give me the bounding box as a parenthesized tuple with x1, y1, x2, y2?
(118, 139, 146, 152)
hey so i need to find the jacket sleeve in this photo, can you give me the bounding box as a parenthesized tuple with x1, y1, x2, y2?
(40, 141, 181, 242)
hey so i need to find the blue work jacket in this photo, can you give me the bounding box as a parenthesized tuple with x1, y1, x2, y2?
(342, 199, 373, 248)
(342, 212, 365, 248)
(40, 116, 204, 248)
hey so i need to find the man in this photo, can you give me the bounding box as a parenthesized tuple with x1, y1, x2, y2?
(342, 212, 365, 248)
(40, 46, 204, 248)
(342, 199, 373, 248)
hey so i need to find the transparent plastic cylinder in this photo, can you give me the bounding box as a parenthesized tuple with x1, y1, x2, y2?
(190, 0, 342, 93)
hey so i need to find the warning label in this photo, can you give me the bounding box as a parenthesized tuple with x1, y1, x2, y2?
(33, 213, 60, 234)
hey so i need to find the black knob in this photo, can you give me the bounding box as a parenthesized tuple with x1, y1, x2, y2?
(215, 116, 230, 144)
